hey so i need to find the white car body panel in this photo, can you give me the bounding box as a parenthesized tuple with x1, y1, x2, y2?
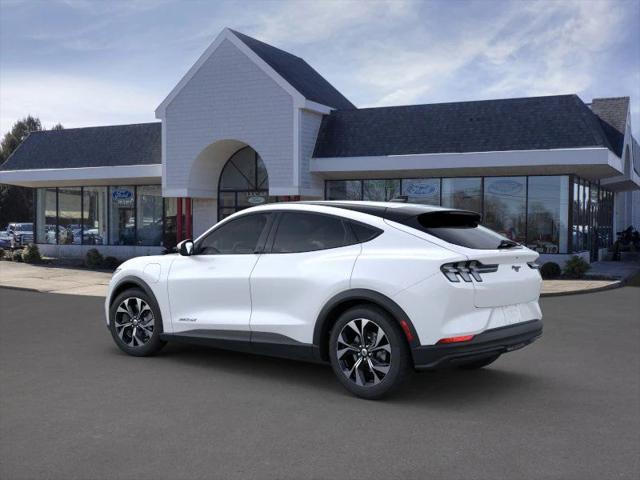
(167, 254, 260, 333)
(249, 244, 361, 343)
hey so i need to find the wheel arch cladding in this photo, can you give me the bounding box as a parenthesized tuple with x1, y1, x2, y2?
(313, 289, 420, 362)
(109, 276, 156, 307)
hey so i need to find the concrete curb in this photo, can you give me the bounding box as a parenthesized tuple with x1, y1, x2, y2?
(0, 285, 42, 294)
(540, 280, 623, 297)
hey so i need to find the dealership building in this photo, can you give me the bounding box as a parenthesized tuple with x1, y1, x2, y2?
(1, 28, 638, 263)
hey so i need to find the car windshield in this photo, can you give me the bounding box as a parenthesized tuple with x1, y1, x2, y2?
(15, 224, 33, 231)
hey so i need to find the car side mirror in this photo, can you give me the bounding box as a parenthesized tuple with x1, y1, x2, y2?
(178, 239, 194, 256)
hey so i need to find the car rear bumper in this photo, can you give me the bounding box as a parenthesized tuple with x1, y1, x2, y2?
(411, 319, 542, 370)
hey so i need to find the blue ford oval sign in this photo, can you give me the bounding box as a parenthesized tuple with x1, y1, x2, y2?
(112, 189, 133, 200)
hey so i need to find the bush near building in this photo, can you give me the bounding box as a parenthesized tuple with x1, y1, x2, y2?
(102, 256, 120, 270)
(11, 250, 23, 262)
(540, 262, 561, 279)
(21, 244, 42, 264)
(0, 248, 5, 260)
(85, 248, 104, 268)
(564, 256, 591, 279)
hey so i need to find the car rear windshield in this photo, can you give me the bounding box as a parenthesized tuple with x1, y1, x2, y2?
(411, 211, 518, 250)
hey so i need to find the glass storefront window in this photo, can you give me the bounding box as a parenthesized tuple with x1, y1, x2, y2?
(82, 187, 107, 245)
(441, 178, 482, 212)
(402, 178, 440, 205)
(483, 177, 526, 244)
(326, 180, 362, 200)
(363, 179, 400, 201)
(109, 186, 136, 245)
(36, 188, 57, 244)
(527, 176, 569, 254)
(218, 147, 270, 219)
(136, 186, 163, 246)
(57, 187, 82, 245)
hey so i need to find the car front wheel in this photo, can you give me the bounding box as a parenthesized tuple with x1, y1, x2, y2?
(329, 305, 412, 399)
(109, 288, 166, 357)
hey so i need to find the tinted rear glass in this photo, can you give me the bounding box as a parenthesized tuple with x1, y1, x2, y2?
(415, 212, 516, 250)
(349, 222, 382, 243)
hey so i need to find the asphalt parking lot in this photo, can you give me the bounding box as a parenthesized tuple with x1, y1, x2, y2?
(1, 287, 638, 480)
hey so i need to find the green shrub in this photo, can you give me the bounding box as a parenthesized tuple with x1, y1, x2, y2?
(101, 256, 120, 270)
(12, 250, 23, 262)
(85, 248, 104, 268)
(564, 255, 590, 279)
(0, 248, 5, 260)
(540, 262, 561, 279)
(21, 244, 42, 264)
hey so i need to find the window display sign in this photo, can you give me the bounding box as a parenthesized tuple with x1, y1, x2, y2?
(111, 188, 134, 207)
(247, 194, 266, 205)
(487, 179, 524, 196)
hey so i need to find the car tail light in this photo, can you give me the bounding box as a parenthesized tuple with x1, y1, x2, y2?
(440, 261, 498, 283)
(437, 335, 474, 344)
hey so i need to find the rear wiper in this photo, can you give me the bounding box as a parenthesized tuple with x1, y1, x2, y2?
(497, 239, 520, 249)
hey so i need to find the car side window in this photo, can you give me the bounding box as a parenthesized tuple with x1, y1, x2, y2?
(197, 213, 270, 255)
(348, 221, 382, 243)
(271, 212, 353, 253)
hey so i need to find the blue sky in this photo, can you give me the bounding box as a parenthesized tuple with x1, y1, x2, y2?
(1, 0, 639, 137)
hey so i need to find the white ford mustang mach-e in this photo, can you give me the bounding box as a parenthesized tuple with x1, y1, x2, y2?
(105, 201, 542, 398)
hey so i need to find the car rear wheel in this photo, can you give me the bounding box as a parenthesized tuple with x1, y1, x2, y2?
(457, 354, 500, 370)
(329, 305, 412, 399)
(109, 288, 166, 357)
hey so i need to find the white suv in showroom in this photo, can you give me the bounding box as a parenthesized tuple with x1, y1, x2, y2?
(106, 201, 542, 398)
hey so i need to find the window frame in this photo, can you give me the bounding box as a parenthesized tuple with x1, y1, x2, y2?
(194, 211, 274, 255)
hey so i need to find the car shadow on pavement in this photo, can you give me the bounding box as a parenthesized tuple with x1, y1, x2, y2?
(132, 341, 544, 406)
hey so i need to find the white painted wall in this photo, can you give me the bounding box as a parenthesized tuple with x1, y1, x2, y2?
(298, 109, 324, 196)
(192, 198, 217, 237)
(162, 39, 294, 198)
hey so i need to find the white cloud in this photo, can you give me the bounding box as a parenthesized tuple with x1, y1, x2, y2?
(250, 0, 412, 45)
(0, 72, 158, 132)
(346, 0, 627, 108)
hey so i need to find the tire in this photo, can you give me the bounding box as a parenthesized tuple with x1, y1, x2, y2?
(109, 288, 166, 357)
(457, 354, 500, 370)
(329, 305, 412, 399)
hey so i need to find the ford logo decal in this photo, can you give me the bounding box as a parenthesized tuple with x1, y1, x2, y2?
(488, 180, 523, 195)
(405, 183, 438, 196)
(112, 189, 133, 200)
(247, 196, 266, 205)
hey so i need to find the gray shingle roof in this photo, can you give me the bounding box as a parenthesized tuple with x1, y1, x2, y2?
(230, 29, 355, 111)
(590, 97, 629, 157)
(0, 122, 161, 171)
(313, 94, 617, 158)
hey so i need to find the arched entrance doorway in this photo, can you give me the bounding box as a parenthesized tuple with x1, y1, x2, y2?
(218, 146, 272, 220)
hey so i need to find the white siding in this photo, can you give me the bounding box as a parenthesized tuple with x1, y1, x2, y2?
(299, 109, 324, 195)
(192, 198, 217, 237)
(163, 39, 294, 196)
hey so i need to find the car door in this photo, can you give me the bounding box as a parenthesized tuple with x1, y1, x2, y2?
(249, 211, 362, 344)
(167, 211, 273, 334)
